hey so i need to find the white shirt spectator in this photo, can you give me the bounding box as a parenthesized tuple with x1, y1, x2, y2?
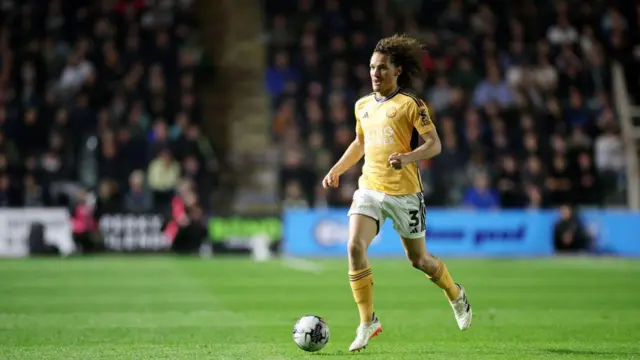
(595, 132, 625, 172)
(547, 17, 578, 46)
(427, 76, 455, 112)
(533, 63, 558, 91)
(59, 58, 93, 93)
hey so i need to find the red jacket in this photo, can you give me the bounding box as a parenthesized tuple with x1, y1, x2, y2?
(164, 195, 186, 242)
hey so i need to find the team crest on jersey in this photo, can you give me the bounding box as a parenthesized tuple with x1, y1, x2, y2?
(419, 108, 432, 127)
(386, 106, 397, 118)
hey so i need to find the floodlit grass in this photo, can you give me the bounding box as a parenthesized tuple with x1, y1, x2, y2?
(0, 256, 639, 359)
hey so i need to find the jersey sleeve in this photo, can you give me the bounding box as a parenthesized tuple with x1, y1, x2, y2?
(409, 100, 435, 135)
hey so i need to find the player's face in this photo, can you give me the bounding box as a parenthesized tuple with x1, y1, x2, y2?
(370, 52, 400, 94)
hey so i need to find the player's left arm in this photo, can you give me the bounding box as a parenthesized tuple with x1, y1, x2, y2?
(402, 128, 441, 163)
(389, 102, 441, 169)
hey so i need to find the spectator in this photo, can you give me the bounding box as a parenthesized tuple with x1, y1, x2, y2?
(164, 179, 194, 245)
(182, 154, 210, 201)
(58, 53, 94, 96)
(462, 172, 500, 210)
(564, 89, 590, 128)
(148, 148, 180, 207)
(496, 155, 523, 208)
(575, 152, 601, 206)
(280, 149, 315, 206)
(427, 74, 455, 112)
(283, 180, 310, 209)
(0, 174, 18, 207)
(266, 14, 294, 47)
(266, 51, 299, 97)
(464, 150, 492, 187)
(472, 65, 516, 108)
(171, 189, 206, 254)
(40, 150, 67, 186)
(522, 156, 546, 190)
(525, 185, 545, 209)
(0, 130, 19, 166)
(533, 54, 558, 93)
(433, 133, 467, 205)
(148, 120, 170, 160)
(547, 15, 579, 46)
(521, 133, 543, 162)
(95, 180, 120, 217)
(117, 126, 147, 184)
(123, 170, 154, 213)
(70, 187, 100, 253)
(451, 57, 480, 95)
(595, 126, 625, 194)
(490, 119, 512, 160)
(553, 205, 590, 253)
(546, 154, 573, 206)
(24, 174, 49, 207)
(98, 132, 121, 183)
(170, 112, 190, 140)
(18, 108, 46, 155)
(568, 127, 592, 152)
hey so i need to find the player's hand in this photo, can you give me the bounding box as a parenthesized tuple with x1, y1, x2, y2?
(322, 172, 340, 188)
(388, 152, 409, 169)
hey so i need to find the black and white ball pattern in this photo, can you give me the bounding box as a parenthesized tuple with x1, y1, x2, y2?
(292, 315, 330, 352)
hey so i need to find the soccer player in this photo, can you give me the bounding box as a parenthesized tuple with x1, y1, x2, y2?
(322, 34, 472, 352)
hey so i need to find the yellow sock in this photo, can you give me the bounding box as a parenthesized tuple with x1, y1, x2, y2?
(349, 267, 374, 324)
(427, 258, 460, 301)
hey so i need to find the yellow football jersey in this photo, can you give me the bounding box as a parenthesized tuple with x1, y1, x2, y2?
(354, 88, 435, 195)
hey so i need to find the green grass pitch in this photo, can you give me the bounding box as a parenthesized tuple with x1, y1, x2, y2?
(0, 256, 639, 359)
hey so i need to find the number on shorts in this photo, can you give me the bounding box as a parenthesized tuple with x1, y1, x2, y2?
(408, 210, 419, 227)
(409, 194, 426, 232)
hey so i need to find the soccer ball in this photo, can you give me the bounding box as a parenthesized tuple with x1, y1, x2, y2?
(292, 315, 330, 352)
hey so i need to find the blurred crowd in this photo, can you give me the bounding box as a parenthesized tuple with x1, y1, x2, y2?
(264, 0, 633, 209)
(0, 0, 217, 223)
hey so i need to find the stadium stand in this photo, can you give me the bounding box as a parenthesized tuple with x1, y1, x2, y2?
(0, 0, 217, 216)
(264, 0, 634, 209)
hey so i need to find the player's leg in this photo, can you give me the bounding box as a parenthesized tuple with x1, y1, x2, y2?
(400, 235, 459, 300)
(400, 235, 472, 330)
(347, 213, 378, 322)
(346, 190, 384, 351)
(387, 193, 472, 330)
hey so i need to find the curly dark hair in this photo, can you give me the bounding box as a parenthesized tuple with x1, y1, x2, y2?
(373, 33, 425, 89)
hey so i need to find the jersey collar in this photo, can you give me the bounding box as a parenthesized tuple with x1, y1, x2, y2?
(374, 87, 401, 102)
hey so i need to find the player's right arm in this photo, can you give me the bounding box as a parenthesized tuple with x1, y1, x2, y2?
(322, 117, 365, 189)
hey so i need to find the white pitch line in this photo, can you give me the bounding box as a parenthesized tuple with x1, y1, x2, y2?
(281, 257, 324, 274)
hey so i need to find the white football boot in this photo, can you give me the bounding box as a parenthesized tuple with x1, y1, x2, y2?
(348, 313, 383, 352)
(450, 284, 472, 330)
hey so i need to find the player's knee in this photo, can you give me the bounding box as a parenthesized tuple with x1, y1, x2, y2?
(406, 252, 426, 270)
(421, 254, 440, 275)
(410, 259, 426, 271)
(347, 238, 368, 256)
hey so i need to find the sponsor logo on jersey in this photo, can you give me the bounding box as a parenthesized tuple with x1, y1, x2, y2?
(419, 108, 432, 127)
(364, 126, 395, 147)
